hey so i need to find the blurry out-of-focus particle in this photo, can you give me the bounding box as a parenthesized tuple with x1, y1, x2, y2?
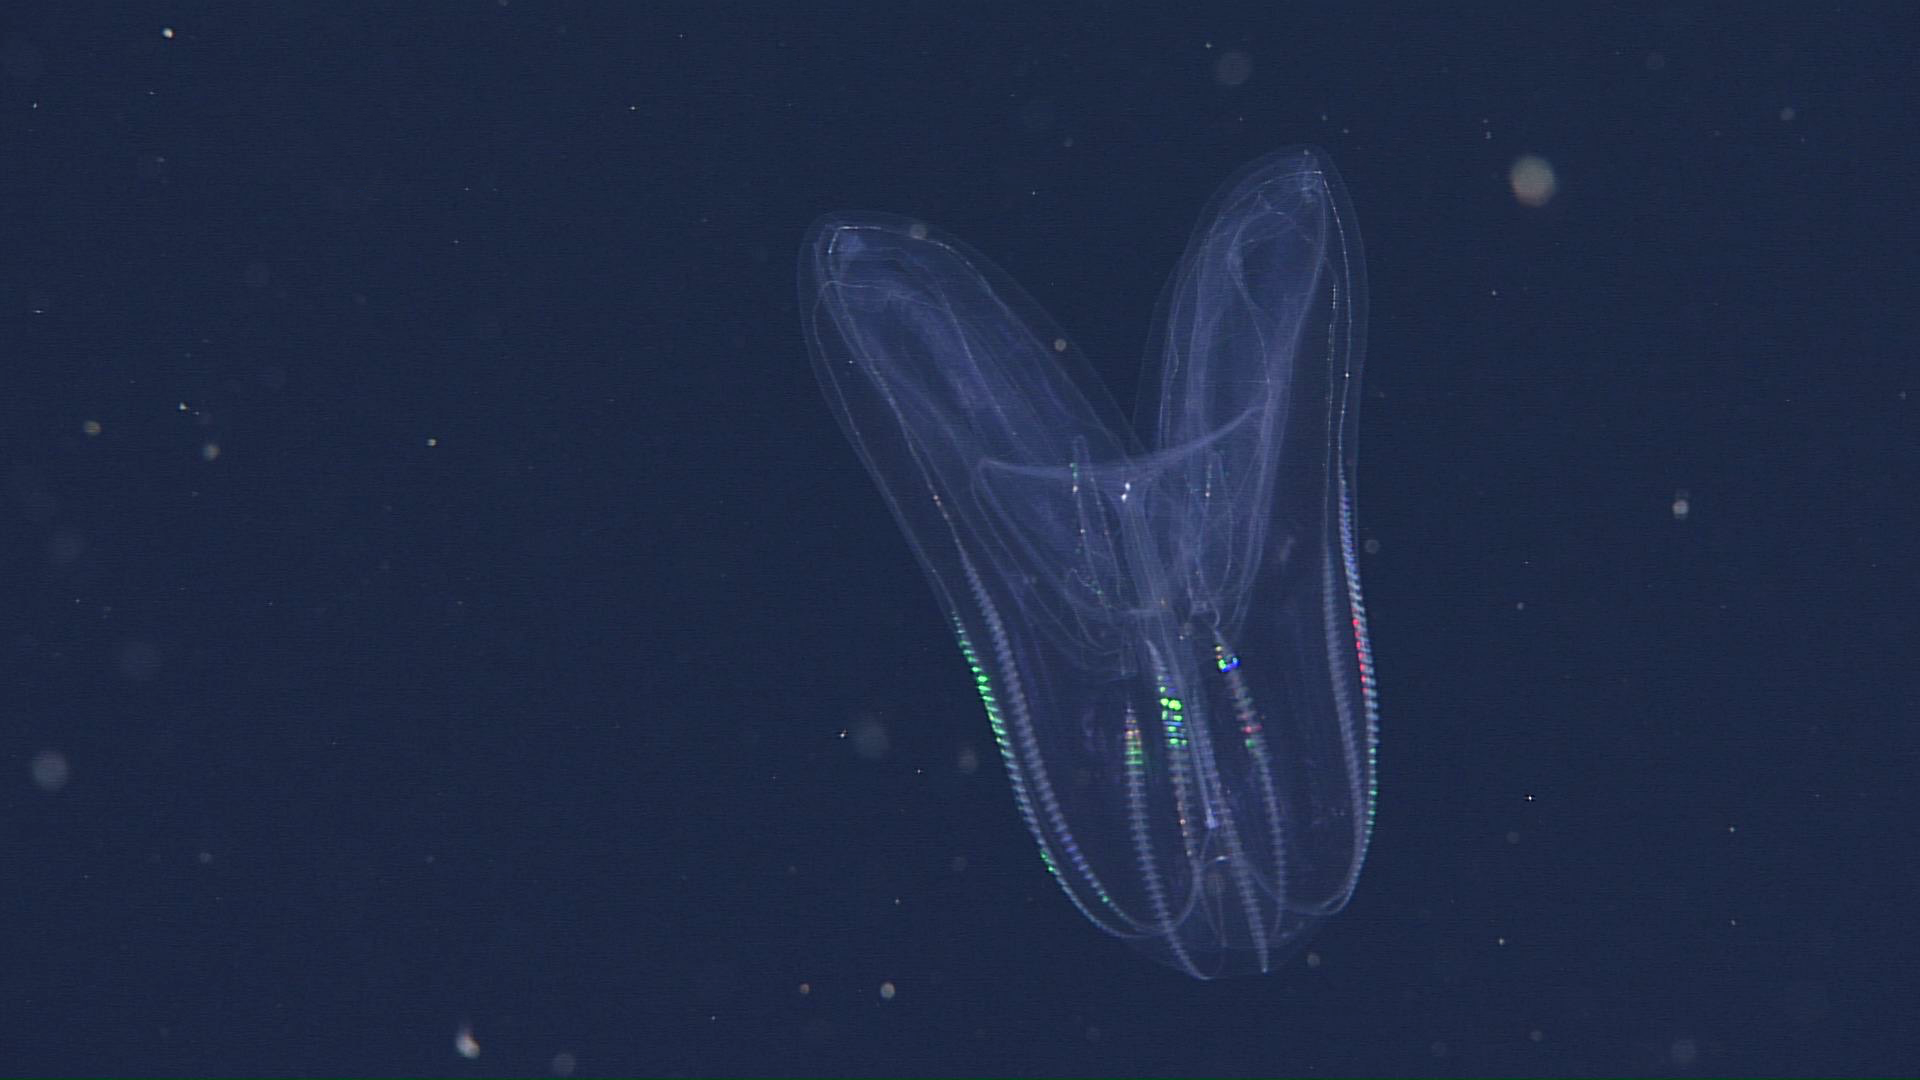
(1212, 49, 1252, 88)
(31, 750, 70, 792)
(1509, 154, 1557, 208)
(45, 530, 85, 567)
(1672, 488, 1692, 521)
(454, 1023, 480, 1059)
(848, 714, 889, 760)
(878, 980, 897, 1001)
(116, 640, 162, 681)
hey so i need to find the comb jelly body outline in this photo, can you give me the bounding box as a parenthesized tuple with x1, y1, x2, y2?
(800, 147, 1377, 979)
